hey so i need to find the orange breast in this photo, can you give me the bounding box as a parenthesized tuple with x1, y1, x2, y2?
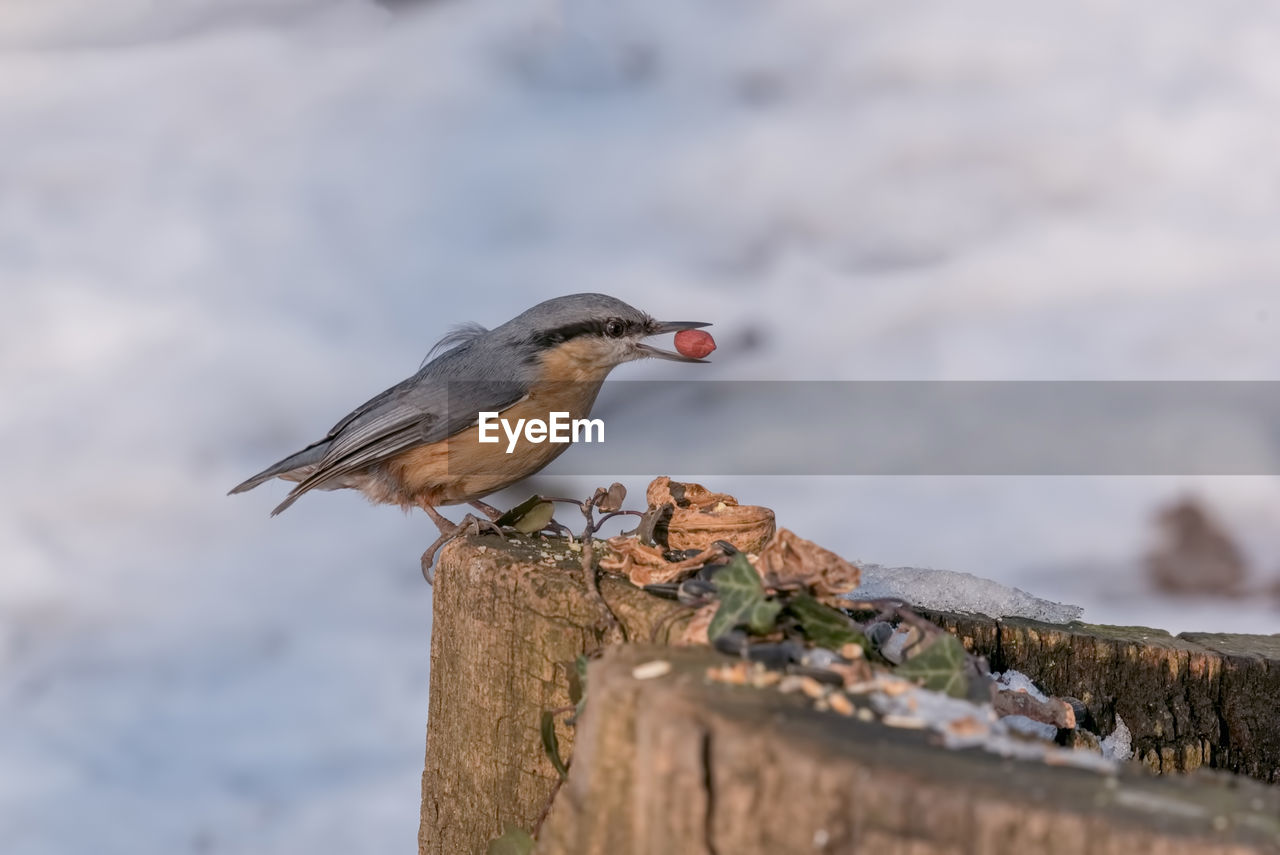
(385, 374, 608, 507)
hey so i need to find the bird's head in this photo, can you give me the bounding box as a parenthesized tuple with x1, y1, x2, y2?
(506, 293, 711, 377)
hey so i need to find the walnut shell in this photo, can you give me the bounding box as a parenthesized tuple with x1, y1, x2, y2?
(645, 476, 776, 554)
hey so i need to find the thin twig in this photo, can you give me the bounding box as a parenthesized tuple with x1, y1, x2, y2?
(537, 495, 589, 508)
(535, 489, 629, 641)
(531, 772, 566, 838)
(854, 598, 944, 638)
(886, 602, 945, 638)
(580, 524, 625, 643)
(592, 509, 644, 531)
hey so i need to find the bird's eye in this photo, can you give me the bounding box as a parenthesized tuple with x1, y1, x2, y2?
(604, 319, 625, 338)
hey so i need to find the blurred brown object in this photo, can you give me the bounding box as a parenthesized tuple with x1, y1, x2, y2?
(1267, 575, 1280, 604)
(1145, 497, 1248, 596)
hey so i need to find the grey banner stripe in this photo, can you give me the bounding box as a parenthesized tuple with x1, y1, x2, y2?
(447, 381, 1280, 475)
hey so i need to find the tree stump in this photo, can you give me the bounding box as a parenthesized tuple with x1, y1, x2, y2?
(419, 534, 1280, 854)
(417, 534, 690, 855)
(537, 645, 1280, 855)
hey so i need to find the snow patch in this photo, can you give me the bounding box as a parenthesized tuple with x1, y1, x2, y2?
(992, 669, 1050, 702)
(849, 565, 1084, 623)
(1101, 715, 1134, 762)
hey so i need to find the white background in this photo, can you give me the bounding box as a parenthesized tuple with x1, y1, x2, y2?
(3, 1, 1279, 851)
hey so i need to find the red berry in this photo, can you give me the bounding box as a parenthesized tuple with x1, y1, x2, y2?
(674, 329, 716, 359)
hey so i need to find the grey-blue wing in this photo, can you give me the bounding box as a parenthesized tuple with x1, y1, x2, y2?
(268, 377, 527, 514)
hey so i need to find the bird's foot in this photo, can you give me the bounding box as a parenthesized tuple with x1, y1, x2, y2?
(420, 513, 507, 584)
(459, 512, 507, 541)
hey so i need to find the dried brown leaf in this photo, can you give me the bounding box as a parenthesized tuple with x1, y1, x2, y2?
(598, 536, 664, 578)
(599, 537, 722, 587)
(598, 482, 627, 512)
(753, 528, 860, 597)
(991, 687, 1077, 730)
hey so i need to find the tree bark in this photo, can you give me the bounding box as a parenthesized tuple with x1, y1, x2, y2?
(926, 612, 1280, 781)
(418, 534, 690, 855)
(419, 534, 1280, 854)
(538, 645, 1280, 855)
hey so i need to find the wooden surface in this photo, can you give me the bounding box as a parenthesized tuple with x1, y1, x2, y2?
(538, 645, 1280, 855)
(419, 534, 1280, 854)
(927, 612, 1280, 781)
(417, 534, 693, 855)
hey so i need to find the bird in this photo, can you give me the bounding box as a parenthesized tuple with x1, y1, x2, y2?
(229, 293, 711, 578)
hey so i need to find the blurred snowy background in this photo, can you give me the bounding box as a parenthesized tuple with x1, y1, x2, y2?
(3, 0, 1279, 852)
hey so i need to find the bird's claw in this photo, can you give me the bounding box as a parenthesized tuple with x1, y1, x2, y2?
(421, 513, 509, 584)
(421, 546, 441, 585)
(460, 512, 507, 540)
(542, 518, 574, 540)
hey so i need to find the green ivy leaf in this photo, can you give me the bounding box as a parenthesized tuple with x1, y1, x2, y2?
(495, 495, 541, 527)
(540, 710, 569, 781)
(708, 554, 782, 641)
(895, 633, 970, 698)
(486, 824, 535, 855)
(789, 594, 867, 651)
(515, 502, 556, 534)
(496, 495, 556, 533)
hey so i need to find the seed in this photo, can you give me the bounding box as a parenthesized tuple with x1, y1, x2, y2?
(674, 329, 716, 359)
(632, 660, 672, 680)
(800, 676, 829, 699)
(840, 643, 864, 660)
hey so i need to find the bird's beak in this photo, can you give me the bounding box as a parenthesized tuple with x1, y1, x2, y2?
(634, 321, 713, 363)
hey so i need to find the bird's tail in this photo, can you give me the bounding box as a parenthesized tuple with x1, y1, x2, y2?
(227, 441, 330, 497)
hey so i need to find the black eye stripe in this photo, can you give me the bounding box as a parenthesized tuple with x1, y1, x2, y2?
(530, 318, 632, 348)
(530, 321, 603, 348)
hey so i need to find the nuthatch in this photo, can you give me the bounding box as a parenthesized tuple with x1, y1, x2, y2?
(230, 293, 711, 574)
